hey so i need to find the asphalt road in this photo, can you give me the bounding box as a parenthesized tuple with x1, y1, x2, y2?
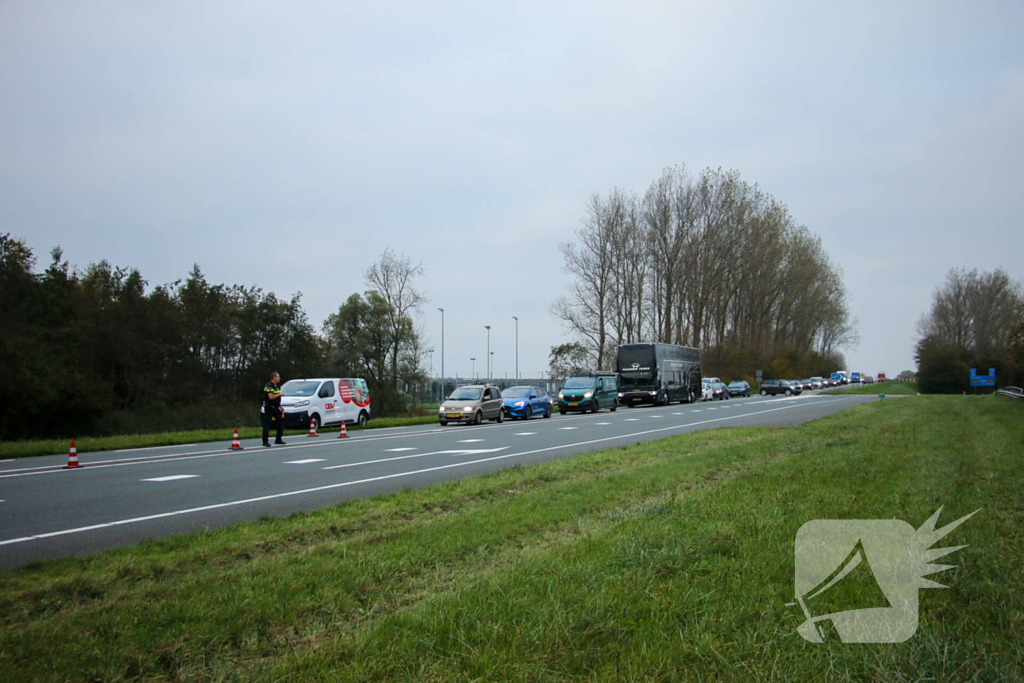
(0, 392, 877, 571)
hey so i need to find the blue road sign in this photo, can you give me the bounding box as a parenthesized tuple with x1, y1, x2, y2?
(970, 368, 996, 387)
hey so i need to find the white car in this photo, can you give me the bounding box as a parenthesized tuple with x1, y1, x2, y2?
(701, 382, 714, 401)
(279, 378, 371, 430)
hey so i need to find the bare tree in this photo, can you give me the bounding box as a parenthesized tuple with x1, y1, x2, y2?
(365, 249, 428, 401)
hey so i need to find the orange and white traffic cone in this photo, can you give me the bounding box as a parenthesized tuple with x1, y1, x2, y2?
(65, 440, 80, 469)
(230, 428, 244, 450)
(308, 420, 318, 437)
(337, 421, 348, 438)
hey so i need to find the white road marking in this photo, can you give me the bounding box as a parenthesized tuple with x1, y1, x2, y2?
(625, 418, 639, 422)
(322, 447, 510, 470)
(594, 422, 611, 425)
(559, 427, 578, 430)
(284, 459, 326, 464)
(141, 475, 199, 482)
(650, 415, 663, 418)
(385, 448, 417, 452)
(0, 402, 821, 548)
(672, 413, 684, 415)
(457, 439, 485, 443)
(707, 407, 717, 410)
(513, 433, 536, 436)
(117, 444, 197, 453)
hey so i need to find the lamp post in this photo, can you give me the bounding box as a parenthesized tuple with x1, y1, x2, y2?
(438, 308, 444, 398)
(471, 357, 476, 379)
(484, 325, 491, 380)
(490, 352, 494, 382)
(512, 316, 518, 383)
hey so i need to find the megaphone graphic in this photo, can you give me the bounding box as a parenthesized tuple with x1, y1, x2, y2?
(796, 538, 891, 642)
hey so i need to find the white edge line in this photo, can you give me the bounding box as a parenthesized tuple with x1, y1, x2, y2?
(0, 402, 825, 547)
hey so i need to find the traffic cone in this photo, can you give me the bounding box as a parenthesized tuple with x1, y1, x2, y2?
(337, 421, 348, 438)
(230, 427, 244, 450)
(308, 420, 318, 437)
(65, 440, 80, 469)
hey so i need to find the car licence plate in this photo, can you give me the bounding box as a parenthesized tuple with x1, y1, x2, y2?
(568, 402, 578, 406)
(446, 413, 460, 419)
(633, 397, 642, 401)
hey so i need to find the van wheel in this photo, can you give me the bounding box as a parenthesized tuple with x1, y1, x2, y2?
(610, 404, 617, 412)
(357, 411, 369, 426)
(309, 414, 321, 431)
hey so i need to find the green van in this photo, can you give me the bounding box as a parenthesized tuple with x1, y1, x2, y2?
(557, 373, 619, 414)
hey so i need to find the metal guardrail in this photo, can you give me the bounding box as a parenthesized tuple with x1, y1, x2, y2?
(996, 386, 1024, 399)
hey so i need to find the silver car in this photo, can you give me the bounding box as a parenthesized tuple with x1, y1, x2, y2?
(439, 384, 505, 425)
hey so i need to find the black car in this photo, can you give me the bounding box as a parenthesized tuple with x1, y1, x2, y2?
(727, 380, 750, 397)
(760, 379, 801, 396)
(710, 381, 730, 400)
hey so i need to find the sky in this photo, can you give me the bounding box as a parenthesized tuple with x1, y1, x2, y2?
(3, 0, 1022, 381)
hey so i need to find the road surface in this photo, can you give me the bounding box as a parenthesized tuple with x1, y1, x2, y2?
(0, 392, 876, 570)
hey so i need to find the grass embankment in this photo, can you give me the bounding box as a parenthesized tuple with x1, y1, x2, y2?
(1, 396, 1020, 681)
(0, 416, 439, 460)
(833, 380, 919, 395)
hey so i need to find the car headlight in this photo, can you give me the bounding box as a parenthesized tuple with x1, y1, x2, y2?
(618, 392, 623, 397)
(463, 406, 472, 412)
(583, 392, 593, 398)
(514, 401, 525, 407)
(649, 391, 657, 395)
(558, 392, 564, 399)
(439, 406, 447, 412)
(294, 400, 310, 407)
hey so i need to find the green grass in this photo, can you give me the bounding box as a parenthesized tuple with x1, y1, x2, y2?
(832, 380, 919, 395)
(0, 396, 1020, 681)
(0, 415, 439, 460)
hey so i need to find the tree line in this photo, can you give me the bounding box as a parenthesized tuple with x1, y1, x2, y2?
(550, 165, 857, 381)
(0, 235, 429, 440)
(915, 267, 1024, 393)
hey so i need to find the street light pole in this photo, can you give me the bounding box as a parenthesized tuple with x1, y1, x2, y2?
(512, 316, 518, 383)
(471, 357, 476, 379)
(438, 308, 445, 398)
(490, 351, 494, 382)
(484, 325, 491, 381)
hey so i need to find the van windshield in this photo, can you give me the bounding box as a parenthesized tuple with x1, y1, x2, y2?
(563, 377, 596, 390)
(281, 381, 320, 397)
(449, 387, 482, 400)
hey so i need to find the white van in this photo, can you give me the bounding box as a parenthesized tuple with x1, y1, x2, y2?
(279, 378, 371, 430)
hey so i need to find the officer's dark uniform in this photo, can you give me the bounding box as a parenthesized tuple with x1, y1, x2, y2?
(262, 380, 285, 446)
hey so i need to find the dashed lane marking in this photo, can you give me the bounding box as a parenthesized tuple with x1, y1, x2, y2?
(141, 475, 199, 482)
(385, 448, 417, 452)
(284, 459, 326, 465)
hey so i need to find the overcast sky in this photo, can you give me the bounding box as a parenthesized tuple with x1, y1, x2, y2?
(3, 1, 1022, 381)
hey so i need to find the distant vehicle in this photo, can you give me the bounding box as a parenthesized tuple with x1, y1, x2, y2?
(831, 371, 849, 385)
(701, 381, 714, 401)
(617, 342, 702, 406)
(710, 381, 730, 400)
(760, 379, 801, 396)
(798, 379, 813, 391)
(501, 385, 552, 420)
(439, 384, 504, 425)
(810, 377, 824, 389)
(863, 376, 875, 384)
(727, 380, 751, 397)
(280, 378, 371, 430)
(559, 373, 618, 413)
(878, 373, 887, 382)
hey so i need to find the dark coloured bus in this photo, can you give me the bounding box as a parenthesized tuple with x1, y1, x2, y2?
(616, 342, 702, 406)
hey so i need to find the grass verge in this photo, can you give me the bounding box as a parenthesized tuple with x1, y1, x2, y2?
(832, 380, 919, 395)
(0, 415, 439, 460)
(0, 395, 1020, 681)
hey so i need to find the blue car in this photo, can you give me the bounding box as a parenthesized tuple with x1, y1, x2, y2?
(501, 385, 553, 420)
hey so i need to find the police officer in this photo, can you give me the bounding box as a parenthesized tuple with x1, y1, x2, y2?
(262, 372, 286, 447)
